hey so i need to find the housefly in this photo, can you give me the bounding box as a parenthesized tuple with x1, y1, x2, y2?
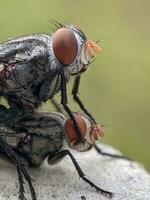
(0, 20, 102, 145)
(0, 111, 115, 199)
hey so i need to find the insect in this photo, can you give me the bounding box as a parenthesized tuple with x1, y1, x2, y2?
(0, 111, 128, 200)
(0, 111, 113, 200)
(0, 20, 102, 145)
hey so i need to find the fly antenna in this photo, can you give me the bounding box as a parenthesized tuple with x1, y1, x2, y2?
(47, 18, 65, 29)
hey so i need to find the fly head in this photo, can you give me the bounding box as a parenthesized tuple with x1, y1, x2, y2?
(51, 22, 102, 76)
(64, 112, 104, 152)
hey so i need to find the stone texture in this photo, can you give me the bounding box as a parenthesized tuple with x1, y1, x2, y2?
(0, 144, 149, 200)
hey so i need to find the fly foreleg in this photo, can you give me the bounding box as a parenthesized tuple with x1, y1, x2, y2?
(72, 75, 96, 123)
(94, 144, 132, 161)
(48, 150, 113, 198)
(60, 70, 84, 143)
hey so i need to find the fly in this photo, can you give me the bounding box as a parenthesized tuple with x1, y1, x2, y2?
(0, 111, 115, 199)
(0, 20, 102, 147)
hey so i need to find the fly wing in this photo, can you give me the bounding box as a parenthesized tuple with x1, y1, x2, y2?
(0, 37, 33, 64)
(0, 35, 51, 81)
(0, 35, 52, 96)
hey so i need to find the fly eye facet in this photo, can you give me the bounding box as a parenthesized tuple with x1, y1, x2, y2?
(52, 28, 78, 65)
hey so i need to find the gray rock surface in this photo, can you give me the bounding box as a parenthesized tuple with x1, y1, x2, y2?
(0, 144, 149, 200)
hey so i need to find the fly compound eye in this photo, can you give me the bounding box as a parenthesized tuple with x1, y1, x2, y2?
(52, 28, 78, 65)
(64, 113, 87, 144)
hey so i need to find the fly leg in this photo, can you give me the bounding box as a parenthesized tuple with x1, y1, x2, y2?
(0, 136, 37, 200)
(94, 144, 132, 160)
(0, 105, 25, 128)
(48, 150, 113, 198)
(51, 98, 65, 114)
(0, 105, 13, 126)
(0, 105, 7, 111)
(60, 71, 84, 143)
(72, 75, 96, 123)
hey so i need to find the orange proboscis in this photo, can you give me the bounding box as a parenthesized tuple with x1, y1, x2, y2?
(88, 40, 102, 53)
(86, 44, 95, 59)
(86, 40, 102, 58)
(91, 124, 104, 140)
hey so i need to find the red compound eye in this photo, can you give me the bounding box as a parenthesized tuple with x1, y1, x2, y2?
(65, 113, 87, 143)
(52, 28, 78, 65)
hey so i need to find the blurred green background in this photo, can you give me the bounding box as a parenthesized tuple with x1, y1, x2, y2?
(0, 0, 150, 170)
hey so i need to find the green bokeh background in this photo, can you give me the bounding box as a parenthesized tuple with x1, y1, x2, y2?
(0, 0, 150, 170)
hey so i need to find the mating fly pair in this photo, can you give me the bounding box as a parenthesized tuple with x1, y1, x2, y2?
(0, 20, 128, 200)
